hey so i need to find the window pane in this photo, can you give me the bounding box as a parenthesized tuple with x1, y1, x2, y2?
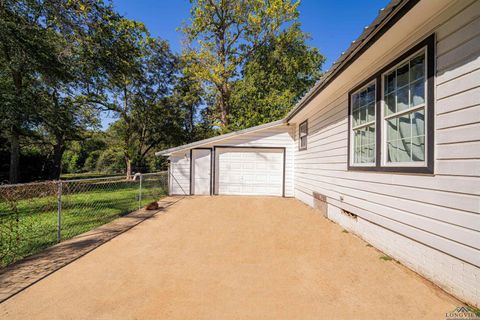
(360, 106, 366, 124)
(397, 86, 409, 112)
(353, 126, 375, 164)
(367, 102, 375, 122)
(397, 63, 409, 88)
(352, 94, 359, 109)
(411, 135, 425, 161)
(397, 139, 411, 162)
(367, 125, 375, 145)
(300, 136, 307, 149)
(300, 122, 307, 136)
(386, 109, 425, 163)
(410, 54, 425, 81)
(411, 79, 425, 107)
(366, 145, 374, 163)
(385, 72, 396, 94)
(360, 129, 366, 147)
(387, 139, 397, 162)
(385, 93, 396, 115)
(387, 117, 398, 141)
(398, 113, 411, 140)
(359, 90, 366, 106)
(412, 109, 425, 137)
(367, 85, 375, 104)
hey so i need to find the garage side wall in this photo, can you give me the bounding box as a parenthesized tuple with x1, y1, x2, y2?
(292, 0, 480, 306)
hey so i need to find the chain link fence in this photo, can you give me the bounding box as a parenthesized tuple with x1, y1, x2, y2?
(0, 172, 168, 268)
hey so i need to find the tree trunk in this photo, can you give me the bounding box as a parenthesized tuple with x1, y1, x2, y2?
(9, 70, 23, 184)
(188, 104, 195, 142)
(9, 129, 20, 184)
(51, 135, 65, 180)
(125, 156, 132, 180)
(219, 82, 230, 127)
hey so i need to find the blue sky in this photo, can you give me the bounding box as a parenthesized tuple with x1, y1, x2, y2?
(101, 0, 391, 129)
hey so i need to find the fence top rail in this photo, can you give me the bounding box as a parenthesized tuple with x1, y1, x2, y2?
(0, 171, 168, 188)
(140, 172, 167, 177)
(0, 180, 56, 189)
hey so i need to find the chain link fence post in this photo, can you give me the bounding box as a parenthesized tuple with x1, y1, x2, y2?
(138, 173, 143, 210)
(57, 180, 62, 242)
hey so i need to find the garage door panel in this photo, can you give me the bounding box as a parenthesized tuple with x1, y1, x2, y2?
(216, 148, 283, 196)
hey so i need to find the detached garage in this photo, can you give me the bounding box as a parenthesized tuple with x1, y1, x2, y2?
(156, 120, 294, 197)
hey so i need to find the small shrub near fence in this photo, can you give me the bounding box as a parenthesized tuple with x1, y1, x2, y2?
(0, 172, 168, 268)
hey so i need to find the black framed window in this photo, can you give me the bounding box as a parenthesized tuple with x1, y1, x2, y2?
(299, 120, 308, 150)
(347, 34, 435, 174)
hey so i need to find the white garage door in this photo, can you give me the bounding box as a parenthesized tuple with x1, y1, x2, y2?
(216, 148, 284, 196)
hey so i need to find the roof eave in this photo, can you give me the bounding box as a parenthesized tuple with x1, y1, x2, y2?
(286, 0, 415, 122)
(155, 119, 286, 157)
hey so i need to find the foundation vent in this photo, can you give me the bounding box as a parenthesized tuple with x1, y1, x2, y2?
(341, 209, 358, 220)
(313, 192, 328, 217)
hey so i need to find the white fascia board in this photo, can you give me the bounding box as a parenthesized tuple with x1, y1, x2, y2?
(155, 119, 286, 156)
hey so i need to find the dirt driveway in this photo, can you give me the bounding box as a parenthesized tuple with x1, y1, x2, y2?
(0, 196, 458, 319)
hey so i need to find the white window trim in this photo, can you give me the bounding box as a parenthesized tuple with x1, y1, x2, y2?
(349, 80, 377, 167)
(380, 48, 428, 168)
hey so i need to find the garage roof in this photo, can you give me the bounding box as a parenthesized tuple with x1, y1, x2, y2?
(155, 119, 286, 156)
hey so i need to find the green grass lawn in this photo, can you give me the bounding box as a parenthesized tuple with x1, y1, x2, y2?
(0, 180, 166, 267)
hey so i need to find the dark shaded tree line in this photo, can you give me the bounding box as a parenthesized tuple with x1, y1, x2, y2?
(0, 0, 324, 183)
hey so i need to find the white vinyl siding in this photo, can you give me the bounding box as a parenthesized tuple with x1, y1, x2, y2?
(169, 155, 190, 195)
(192, 149, 211, 195)
(293, 0, 480, 276)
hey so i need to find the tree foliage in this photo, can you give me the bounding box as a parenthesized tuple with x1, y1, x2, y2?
(0, 0, 325, 183)
(182, 0, 300, 129)
(0, 0, 186, 182)
(229, 24, 324, 129)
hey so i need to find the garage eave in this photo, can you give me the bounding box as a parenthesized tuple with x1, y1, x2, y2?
(155, 119, 287, 157)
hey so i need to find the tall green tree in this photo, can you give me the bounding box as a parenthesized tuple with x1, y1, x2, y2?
(182, 0, 300, 129)
(0, 0, 66, 182)
(85, 15, 179, 178)
(0, 0, 116, 182)
(170, 59, 207, 143)
(229, 24, 324, 129)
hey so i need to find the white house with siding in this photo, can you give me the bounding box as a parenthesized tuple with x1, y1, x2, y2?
(156, 0, 480, 307)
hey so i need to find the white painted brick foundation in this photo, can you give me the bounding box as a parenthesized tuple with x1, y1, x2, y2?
(324, 203, 480, 307)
